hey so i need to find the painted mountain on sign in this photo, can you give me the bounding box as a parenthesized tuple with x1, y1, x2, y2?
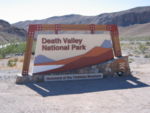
(101, 40, 112, 48)
(34, 55, 55, 64)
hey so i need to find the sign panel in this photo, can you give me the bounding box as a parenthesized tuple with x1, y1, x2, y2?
(33, 34, 114, 75)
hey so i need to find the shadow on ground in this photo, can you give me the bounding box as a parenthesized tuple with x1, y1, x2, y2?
(25, 75, 149, 97)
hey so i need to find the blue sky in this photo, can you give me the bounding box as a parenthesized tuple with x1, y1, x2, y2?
(0, 0, 150, 23)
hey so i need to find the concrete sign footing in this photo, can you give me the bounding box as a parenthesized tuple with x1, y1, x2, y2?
(16, 56, 131, 84)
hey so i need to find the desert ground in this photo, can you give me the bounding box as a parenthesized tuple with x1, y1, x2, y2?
(0, 41, 150, 113)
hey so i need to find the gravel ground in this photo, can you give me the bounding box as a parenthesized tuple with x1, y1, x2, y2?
(0, 51, 150, 113)
(0, 61, 150, 113)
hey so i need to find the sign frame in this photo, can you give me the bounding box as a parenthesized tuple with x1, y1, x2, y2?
(22, 24, 122, 76)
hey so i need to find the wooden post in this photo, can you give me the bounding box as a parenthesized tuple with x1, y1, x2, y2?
(55, 24, 61, 34)
(22, 25, 35, 76)
(89, 24, 95, 34)
(109, 25, 122, 57)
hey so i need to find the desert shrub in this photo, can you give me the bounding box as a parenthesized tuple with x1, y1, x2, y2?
(121, 36, 150, 41)
(0, 54, 4, 59)
(129, 42, 135, 45)
(144, 54, 150, 58)
(0, 48, 6, 58)
(0, 42, 26, 58)
(129, 58, 134, 63)
(146, 42, 150, 46)
(7, 58, 17, 67)
(134, 49, 140, 54)
(138, 43, 148, 54)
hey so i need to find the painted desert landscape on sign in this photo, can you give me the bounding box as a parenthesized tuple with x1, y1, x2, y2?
(34, 47, 114, 74)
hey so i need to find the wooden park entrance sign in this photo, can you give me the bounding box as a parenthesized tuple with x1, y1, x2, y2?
(16, 24, 130, 83)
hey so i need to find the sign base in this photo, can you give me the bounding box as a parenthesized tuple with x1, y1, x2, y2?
(16, 56, 131, 84)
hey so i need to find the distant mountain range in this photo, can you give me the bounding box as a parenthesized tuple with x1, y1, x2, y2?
(119, 22, 150, 39)
(0, 20, 26, 44)
(0, 6, 150, 43)
(13, 6, 150, 30)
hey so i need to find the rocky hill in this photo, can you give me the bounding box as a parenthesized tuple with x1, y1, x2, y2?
(13, 6, 150, 30)
(0, 20, 26, 44)
(119, 22, 150, 39)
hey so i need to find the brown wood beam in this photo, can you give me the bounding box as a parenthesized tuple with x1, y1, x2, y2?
(110, 25, 122, 57)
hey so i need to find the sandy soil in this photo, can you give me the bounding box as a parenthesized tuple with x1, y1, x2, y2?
(0, 60, 150, 113)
